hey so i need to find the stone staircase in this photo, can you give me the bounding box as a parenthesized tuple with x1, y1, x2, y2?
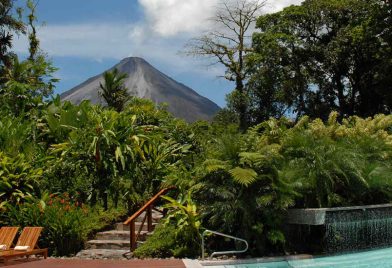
(76, 211, 162, 259)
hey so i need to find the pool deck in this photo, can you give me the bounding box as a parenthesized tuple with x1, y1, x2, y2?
(0, 258, 187, 268)
(0, 254, 314, 267)
(199, 254, 313, 266)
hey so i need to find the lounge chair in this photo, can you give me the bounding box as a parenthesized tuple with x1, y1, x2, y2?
(0, 227, 48, 265)
(0, 227, 19, 250)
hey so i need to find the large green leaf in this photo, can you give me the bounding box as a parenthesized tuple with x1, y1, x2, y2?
(229, 167, 257, 186)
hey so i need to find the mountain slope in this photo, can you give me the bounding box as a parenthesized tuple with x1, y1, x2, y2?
(61, 57, 220, 122)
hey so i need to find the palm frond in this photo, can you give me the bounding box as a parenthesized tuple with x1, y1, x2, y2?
(229, 167, 257, 186)
(203, 159, 230, 173)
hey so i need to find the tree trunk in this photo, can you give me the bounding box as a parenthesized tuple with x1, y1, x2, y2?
(236, 77, 248, 131)
(102, 192, 108, 211)
(335, 73, 348, 117)
(90, 190, 97, 207)
(114, 192, 119, 209)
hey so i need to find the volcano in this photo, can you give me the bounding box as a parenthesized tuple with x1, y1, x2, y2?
(60, 57, 220, 122)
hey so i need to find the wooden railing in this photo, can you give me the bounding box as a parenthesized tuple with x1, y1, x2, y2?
(123, 187, 175, 251)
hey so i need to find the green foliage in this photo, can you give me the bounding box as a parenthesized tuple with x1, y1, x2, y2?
(99, 68, 130, 112)
(0, 55, 58, 116)
(134, 191, 202, 258)
(0, 0, 24, 69)
(3, 193, 124, 256)
(0, 0, 58, 116)
(5, 194, 88, 256)
(0, 70, 196, 255)
(280, 113, 392, 207)
(0, 152, 43, 206)
(185, 0, 264, 130)
(249, 0, 392, 123)
(212, 108, 239, 127)
(133, 224, 178, 258)
(162, 191, 201, 237)
(163, 191, 202, 256)
(37, 99, 194, 212)
(0, 0, 225, 259)
(189, 112, 392, 255)
(0, 114, 37, 156)
(26, 0, 39, 61)
(1, 0, 392, 258)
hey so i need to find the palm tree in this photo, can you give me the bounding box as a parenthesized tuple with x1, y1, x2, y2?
(99, 68, 130, 112)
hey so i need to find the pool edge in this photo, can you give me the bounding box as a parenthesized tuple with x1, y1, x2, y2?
(198, 254, 313, 266)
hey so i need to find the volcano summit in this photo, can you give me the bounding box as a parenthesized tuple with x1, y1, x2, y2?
(61, 57, 220, 122)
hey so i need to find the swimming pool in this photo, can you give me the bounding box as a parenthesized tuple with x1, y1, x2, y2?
(206, 247, 392, 267)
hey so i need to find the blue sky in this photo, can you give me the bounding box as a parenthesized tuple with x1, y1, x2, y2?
(13, 0, 303, 107)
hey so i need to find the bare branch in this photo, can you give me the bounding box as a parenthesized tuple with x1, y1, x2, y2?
(183, 0, 266, 127)
(184, 0, 265, 67)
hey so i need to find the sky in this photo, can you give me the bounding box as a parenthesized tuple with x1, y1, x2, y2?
(13, 0, 303, 107)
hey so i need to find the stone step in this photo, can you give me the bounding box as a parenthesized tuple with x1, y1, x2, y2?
(95, 230, 151, 241)
(81, 209, 164, 255)
(76, 249, 129, 260)
(86, 239, 131, 250)
(96, 230, 130, 241)
(87, 231, 150, 250)
(115, 221, 158, 232)
(142, 211, 163, 221)
(115, 210, 164, 230)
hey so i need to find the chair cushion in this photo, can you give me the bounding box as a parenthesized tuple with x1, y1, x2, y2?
(14, 246, 30, 251)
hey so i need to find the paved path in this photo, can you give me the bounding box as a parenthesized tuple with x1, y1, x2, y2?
(0, 258, 186, 268)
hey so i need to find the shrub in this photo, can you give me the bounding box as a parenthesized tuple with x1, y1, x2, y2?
(4, 193, 124, 256)
(133, 224, 177, 258)
(4, 193, 88, 256)
(0, 152, 43, 206)
(190, 113, 392, 255)
(133, 223, 200, 258)
(134, 191, 202, 258)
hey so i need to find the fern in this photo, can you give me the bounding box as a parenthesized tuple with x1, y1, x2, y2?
(203, 159, 230, 173)
(229, 167, 257, 186)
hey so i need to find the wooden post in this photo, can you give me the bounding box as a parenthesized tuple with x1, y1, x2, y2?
(123, 188, 176, 251)
(147, 205, 153, 232)
(130, 220, 136, 251)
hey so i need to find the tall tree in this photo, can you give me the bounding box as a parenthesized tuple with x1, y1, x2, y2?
(26, 0, 39, 61)
(99, 68, 130, 112)
(0, 0, 24, 69)
(185, 0, 265, 130)
(250, 0, 392, 122)
(0, 0, 58, 116)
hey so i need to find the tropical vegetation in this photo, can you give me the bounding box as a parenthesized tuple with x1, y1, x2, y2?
(1, 0, 392, 259)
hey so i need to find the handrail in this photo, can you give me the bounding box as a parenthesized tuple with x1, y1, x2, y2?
(123, 186, 175, 251)
(201, 229, 248, 260)
(124, 187, 174, 225)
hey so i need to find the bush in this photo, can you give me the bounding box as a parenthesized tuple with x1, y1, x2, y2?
(190, 113, 392, 255)
(133, 224, 177, 258)
(4, 193, 124, 256)
(0, 152, 43, 206)
(133, 223, 200, 258)
(5, 194, 88, 256)
(135, 191, 202, 258)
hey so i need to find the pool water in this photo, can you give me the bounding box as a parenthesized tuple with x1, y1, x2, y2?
(208, 247, 392, 268)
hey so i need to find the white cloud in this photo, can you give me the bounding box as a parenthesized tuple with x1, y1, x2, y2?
(264, 0, 304, 12)
(13, 24, 133, 60)
(12, 0, 305, 76)
(138, 0, 304, 37)
(138, 0, 219, 37)
(12, 22, 222, 79)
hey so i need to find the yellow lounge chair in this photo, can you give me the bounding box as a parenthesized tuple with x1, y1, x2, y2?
(0, 227, 19, 250)
(0, 227, 48, 265)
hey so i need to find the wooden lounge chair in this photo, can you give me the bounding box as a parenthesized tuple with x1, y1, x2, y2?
(0, 227, 19, 250)
(0, 227, 48, 265)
